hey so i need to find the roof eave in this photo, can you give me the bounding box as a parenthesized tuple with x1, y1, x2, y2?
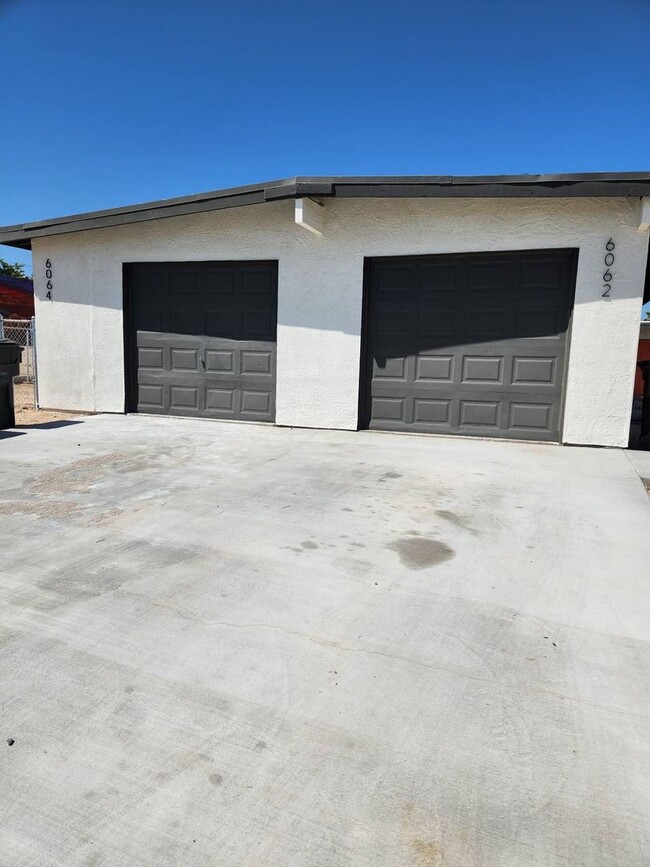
(2, 172, 650, 249)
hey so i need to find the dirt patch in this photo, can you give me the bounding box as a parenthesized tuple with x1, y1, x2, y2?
(27, 453, 128, 495)
(88, 507, 126, 526)
(13, 382, 83, 427)
(0, 500, 78, 520)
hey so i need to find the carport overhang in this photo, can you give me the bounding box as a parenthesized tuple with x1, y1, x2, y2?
(2, 172, 650, 250)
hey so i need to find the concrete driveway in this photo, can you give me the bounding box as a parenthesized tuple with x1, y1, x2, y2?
(1, 416, 649, 866)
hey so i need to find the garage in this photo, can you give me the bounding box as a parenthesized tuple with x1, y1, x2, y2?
(124, 261, 277, 421)
(2, 174, 648, 448)
(360, 249, 577, 441)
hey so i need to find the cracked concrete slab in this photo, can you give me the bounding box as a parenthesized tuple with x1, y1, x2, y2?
(1, 415, 649, 866)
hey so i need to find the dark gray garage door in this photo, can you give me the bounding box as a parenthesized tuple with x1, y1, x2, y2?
(125, 261, 277, 422)
(361, 250, 576, 441)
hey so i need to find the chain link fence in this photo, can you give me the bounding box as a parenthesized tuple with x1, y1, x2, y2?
(0, 316, 38, 407)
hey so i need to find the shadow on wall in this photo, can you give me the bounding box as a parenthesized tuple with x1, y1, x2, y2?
(121, 248, 579, 356)
(32, 214, 648, 349)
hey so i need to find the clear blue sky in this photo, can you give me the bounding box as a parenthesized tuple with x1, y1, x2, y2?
(1, 0, 649, 276)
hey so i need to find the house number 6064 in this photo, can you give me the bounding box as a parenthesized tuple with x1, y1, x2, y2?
(45, 259, 53, 300)
(602, 239, 615, 298)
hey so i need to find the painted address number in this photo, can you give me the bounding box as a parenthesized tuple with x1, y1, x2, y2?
(602, 239, 615, 298)
(45, 258, 53, 300)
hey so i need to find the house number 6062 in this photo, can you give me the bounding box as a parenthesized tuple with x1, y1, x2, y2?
(602, 239, 615, 298)
(45, 259, 53, 300)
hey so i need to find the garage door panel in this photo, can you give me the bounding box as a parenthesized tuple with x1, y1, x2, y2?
(371, 396, 407, 424)
(468, 261, 510, 289)
(205, 349, 235, 373)
(458, 399, 501, 428)
(170, 348, 200, 371)
(128, 262, 277, 422)
(241, 350, 272, 375)
(461, 356, 504, 384)
(417, 309, 462, 340)
(138, 384, 165, 411)
(413, 398, 451, 425)
(508, 401, 554, 432)
(205, 271, 237, 296)
(373, 356, 408, 380)
(242, 269, 276, 296)
(511, 356, 556, 386)
(362, 250, 575, 441)
(205, 387, 236, 414)
(415, 355, 454, 382)
(242, 309, 275, 339)
(465, 309, 512, 341)
(241, 389, 273, 419)
(516, 308, 563, 338)
(420, 264, 459, 290)
(520, 258, 567, 288)
(373, 311, 410, 338)
(138, 347, 165, 370)
(204, 308, 238, 337)
(377, 266, 411, 289)
(170, 385, 200, 411)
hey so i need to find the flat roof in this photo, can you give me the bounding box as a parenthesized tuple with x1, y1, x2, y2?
(1, 172, 650, 250)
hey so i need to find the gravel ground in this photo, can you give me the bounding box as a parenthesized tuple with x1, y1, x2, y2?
(12, 381, 81, 426)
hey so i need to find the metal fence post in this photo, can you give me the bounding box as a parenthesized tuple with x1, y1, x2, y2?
(31, 316, 39, 408)
(0, 314, 4, 339)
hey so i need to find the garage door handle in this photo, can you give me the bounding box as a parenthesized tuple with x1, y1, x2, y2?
(199, 356, 205, 369)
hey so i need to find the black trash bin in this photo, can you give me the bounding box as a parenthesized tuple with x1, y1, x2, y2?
(0, 339, 23, 429)
(638, 360, 650, 450)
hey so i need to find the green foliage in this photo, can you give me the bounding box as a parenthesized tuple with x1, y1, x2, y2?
(0, 259, 30, 279)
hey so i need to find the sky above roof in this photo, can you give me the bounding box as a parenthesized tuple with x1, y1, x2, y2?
(1, 0, 649, 280)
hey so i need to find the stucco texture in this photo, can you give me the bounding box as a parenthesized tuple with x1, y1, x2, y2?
(31, 196, 649, 447)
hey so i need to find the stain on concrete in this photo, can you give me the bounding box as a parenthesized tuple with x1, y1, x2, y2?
(411, 837, 443, 866)
(435, 509, 478, 535)
(209, 773, 223, 786)
(123, 685, 135, 694)
(381, 471, 402, 480)
(300, 540, 318, 550)
(0, 500, 78, 520)
(255, 740, 267, 750)
(402, 804, 443, 866)
(27, 452, 128, 495)
(28, 569, 130, 612)
(388, 535, 454, 569)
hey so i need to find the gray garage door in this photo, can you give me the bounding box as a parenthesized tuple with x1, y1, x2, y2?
(361, 250, 576, 441)
(125, 261, 277, 422)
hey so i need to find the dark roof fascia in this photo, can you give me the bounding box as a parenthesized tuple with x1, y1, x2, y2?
(2, 172, 650, 249)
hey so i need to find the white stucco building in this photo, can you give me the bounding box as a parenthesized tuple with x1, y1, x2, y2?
(1, 173, 649, 447)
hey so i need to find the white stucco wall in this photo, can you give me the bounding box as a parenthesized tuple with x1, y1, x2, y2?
(31, 196, 649, 447)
